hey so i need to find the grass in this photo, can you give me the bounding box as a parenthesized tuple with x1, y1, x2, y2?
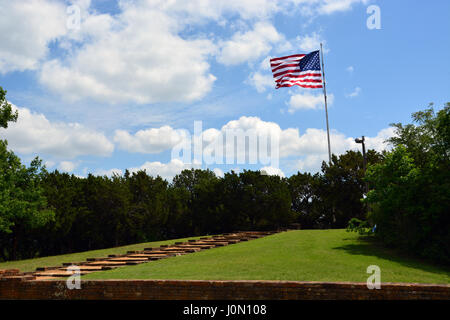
(83, 230, 450, 284)
(0, 236, 203, 273)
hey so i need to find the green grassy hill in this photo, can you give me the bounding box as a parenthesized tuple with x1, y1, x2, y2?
(84, 230, 449, 284)
(1, 230, 448, 284)
(0, 236, 203, 273)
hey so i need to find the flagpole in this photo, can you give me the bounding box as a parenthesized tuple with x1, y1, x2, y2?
(320, 43, 332, 164)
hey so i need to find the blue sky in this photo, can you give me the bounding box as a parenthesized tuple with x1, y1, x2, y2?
(0, 0, 449, 180)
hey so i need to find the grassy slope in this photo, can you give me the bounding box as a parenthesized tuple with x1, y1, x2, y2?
(84, 230, 450, 284)
(0, 236, 203, 273)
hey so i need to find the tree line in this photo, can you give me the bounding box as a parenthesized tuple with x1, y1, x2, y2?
(0, 150, 380, 261)
(1, 86, 448, 264)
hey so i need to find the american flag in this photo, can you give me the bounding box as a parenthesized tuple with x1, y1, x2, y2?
(270, 50, 323, 89)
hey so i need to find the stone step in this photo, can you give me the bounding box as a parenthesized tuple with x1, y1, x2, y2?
(35, 266, 61, 271)
(34, 276, 58, 281)
(61, 266, 104, 271)
(164, 246, 202, 252)
(125, 261, 148, 265)
(34, 270, 92, 277)
(174, 244, 213, 249)
(128, 253, 178, 259)
(202, 241, 230, 246)
(178, 242, 215, 249)
(0, 269, 20, 277)
(87, 261, 128, 266)
(62, 262, 86, 267)
(0, 275, 36, 281)
(158, 248, 199, 253)
(142, 250, 185, 254)
(26, 230, 280, 280)
(107, 257, 150, 262)
(86, 257, 108, 262)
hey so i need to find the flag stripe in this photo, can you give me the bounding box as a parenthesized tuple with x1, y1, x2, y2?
(270, 54, 305, 62)
(270, 51, 322, 90)
(277, 83, 323, 89)
(273, 71, 322, 81)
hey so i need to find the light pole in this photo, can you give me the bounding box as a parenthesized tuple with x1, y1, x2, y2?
(355, 136, 368, 195)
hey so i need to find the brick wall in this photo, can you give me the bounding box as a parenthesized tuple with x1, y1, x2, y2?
(0, 279, 449, 300)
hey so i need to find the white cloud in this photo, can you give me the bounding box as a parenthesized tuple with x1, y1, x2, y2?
(217, 22, 287, 65)
(287, 92, 334, 113)
(59, 161, 77, 172)
(93, 168, 124, 177)
(0, 104, 114, 158)
(294, 32, 326, 53)
(114, 126, 188, 154)
(260, 166, 285, 177)
(346, 66, 354, 73)
(364, 127, 396, 151)
(290, 126, 395, 173)
(123, 116, 396, 177)
(39, 2, 217, 104)
(213, 168, 224, 177)
(44, 160, 56, 169)
(129, 159, 199, 182)
(0, 0, 67, 73)
(247, 71, 275, 93)
(318, 0, 369, 15)
(0, 0, 368, 103)
(346, 87, 361, 98)
(197, 116, 395, 173)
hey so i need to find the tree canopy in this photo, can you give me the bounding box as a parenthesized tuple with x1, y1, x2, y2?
(359, 103, 450, 264)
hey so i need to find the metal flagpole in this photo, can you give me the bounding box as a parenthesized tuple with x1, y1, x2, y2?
(320, 43, 332, 164)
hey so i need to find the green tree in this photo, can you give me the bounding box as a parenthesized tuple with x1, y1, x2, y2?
(0, 140, 54, 260)
(38, 171, 88, 255)
(288, 172, 321, 228)
(172, 169, 220, 235)
(0, 86, 18, 129)
(127, 171, 169, 241)
(296, 150, 383, 229)
(364, 104, 450, 263)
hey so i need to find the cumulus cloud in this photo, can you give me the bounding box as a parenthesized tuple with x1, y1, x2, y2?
(0, 105, 114, 158)
(93, 168, 124, 177)
(0, 0, 368, 103)
(287, 92, 334, 113)
(114, 126, 188, 154)
(247, 56, 276, 93)
(294, 32, 325, 52)
(260, 166, 285, 177)
(213, 168, 225, 177)
(0, 0, 67, 73)
(59, 161, 77, 172)
(109, 117, 394, 181)
(186, 116, 394, 165)
(198, 116, 394, 172)
(128, 159, 199, 182)
(318, 0, 369, 15)
(39, 1, 217, 104)
(291, 126, 395, 173)
(247, 71, 275, 93)
(217, 21, 288, 65)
